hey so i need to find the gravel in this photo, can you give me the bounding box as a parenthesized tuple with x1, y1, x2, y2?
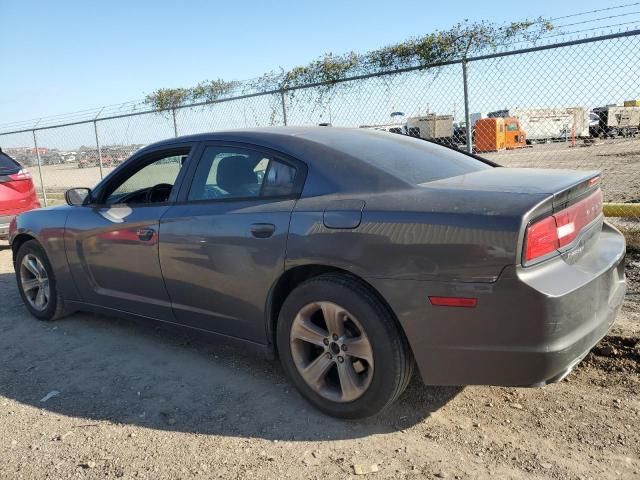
(0, 243, 638, 479)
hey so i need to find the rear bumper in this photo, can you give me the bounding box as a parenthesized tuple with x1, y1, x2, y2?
(370, 221, 626, 386)
(0, 215, 13, 239)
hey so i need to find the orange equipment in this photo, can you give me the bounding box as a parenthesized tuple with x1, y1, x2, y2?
(474, 118, 505, 152)
(504, 117, 526, 149)
(474, 117, 526, 152)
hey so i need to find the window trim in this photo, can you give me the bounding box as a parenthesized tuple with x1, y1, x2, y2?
(176, 141, 308, 205)
(90, 144, 195, 207)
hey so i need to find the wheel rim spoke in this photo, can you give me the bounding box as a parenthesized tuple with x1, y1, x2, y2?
(37, 262, 48, 278)
(21, 278, 40, 292)
(301, 353, 333, 389)
(320, 302, 345, 337)
(24, 257, 40, 277)
(42, 281, 50, 302)
(337, 361, 361, 402)
(290, 316, 328, 347)
(343, 336, 373, 364)
(35, 287, 46, 309)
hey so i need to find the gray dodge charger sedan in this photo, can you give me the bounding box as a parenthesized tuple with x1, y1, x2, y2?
(9, 127, 626, 418)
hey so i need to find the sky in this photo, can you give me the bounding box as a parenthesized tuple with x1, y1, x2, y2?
(0, 0, 617, 124)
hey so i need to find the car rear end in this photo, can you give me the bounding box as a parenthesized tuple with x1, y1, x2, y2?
(0, 150, 40, 239)
(369, 168, 626, 387)
(504, 174, 625, 385)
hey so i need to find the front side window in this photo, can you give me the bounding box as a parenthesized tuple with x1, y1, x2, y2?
(104, 150, 189, 205)
(188, 146, 297, 201)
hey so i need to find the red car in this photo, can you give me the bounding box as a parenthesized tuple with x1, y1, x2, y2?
(0, 149, 40, 239)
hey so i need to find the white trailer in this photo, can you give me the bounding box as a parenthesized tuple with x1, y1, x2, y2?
(488, 107, 590, 141)
(405, 114, 454, 141)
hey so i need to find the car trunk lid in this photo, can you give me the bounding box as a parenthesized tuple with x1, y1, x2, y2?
(424, 167, 599, 196)
(424, 167, 604, 265)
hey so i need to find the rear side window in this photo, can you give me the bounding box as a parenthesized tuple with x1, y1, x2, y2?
(0, 151, 20, 173)
(328, 130, 492, 185)
(188, 146, 297, 201)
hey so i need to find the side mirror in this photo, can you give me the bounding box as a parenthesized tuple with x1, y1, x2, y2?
(65, 187, 92, 206)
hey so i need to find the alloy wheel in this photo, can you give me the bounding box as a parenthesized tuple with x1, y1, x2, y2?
(20, 254, 50, 311)
(289, 301, 374, 402)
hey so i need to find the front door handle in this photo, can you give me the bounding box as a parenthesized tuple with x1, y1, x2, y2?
(136, 228, 155, 242)
(250, 223, 275, 238)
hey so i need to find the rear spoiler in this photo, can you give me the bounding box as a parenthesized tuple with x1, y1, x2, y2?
(552, 173, 601, 212)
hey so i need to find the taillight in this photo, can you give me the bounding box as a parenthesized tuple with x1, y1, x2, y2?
(8, 169, 32, 181)
(524, 188, 603, 263)
(525, 215, 559, 262)
(554, 189, 603, 248)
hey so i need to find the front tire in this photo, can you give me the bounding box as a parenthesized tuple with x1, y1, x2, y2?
(277, 274, 413, 419)
(15, 240, 67, 321)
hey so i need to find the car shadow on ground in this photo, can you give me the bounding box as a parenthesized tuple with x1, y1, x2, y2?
(0, 271, 462, 441)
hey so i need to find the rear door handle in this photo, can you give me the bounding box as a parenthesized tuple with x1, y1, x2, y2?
(250, 223, 275, 238)
(136, 228, 155, 242)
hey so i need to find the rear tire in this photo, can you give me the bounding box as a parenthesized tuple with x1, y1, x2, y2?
(15, 240, 67, 321)
(277, 273, 413, 419)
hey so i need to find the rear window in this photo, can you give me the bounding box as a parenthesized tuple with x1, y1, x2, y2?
(0, 151, 20, 173)
(333, 130, 492, 185)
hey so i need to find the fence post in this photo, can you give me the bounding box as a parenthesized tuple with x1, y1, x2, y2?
(172, 109, 178, 137)
(32, 130, 48, 207)
(94, 121, 104, 180)
(280, 90, 288, 126)
(462, 60, 473, 154)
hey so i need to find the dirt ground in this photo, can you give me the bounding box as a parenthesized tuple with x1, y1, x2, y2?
(0, 243, 638, 480)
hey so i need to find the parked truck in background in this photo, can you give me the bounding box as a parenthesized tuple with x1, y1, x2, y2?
(591, 105, 640, 138)
(474, 117, 526, 152)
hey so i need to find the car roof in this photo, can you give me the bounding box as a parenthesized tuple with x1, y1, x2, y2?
(150, 125, 387, 145)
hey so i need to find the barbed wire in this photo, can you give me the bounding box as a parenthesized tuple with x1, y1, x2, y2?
(553, 11, 640, 29)
(549, 2, 640, 21)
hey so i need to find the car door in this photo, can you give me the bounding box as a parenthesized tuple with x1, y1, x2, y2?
(159, 143, 306, 343)
(65, 144, 193, 320)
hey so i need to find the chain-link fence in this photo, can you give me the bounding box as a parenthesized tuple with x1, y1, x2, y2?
(1, 30, 639, 233)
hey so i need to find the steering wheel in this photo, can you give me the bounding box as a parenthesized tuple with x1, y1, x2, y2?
(145, 183, 173, 203)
